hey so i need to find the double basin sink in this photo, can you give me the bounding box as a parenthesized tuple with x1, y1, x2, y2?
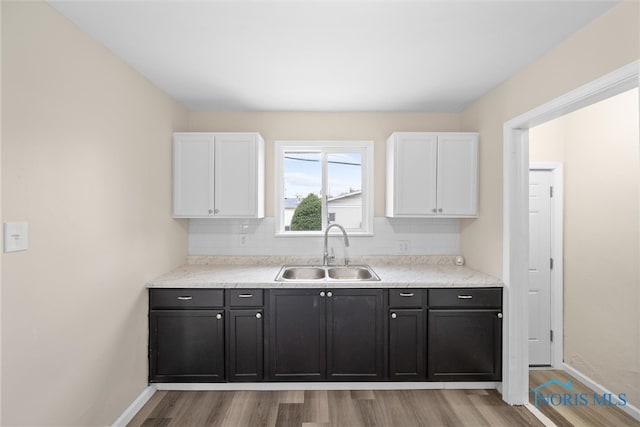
(275, 265, 380, 282)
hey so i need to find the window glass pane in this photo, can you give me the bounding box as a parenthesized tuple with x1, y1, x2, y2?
(327, 153, 362, 230)
(283, 152, 322, 231)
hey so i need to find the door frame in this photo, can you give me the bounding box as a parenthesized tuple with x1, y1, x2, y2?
(501, 59, 638, 405)
(529, 163, 563, 369)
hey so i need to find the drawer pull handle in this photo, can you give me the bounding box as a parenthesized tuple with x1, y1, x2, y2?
(238, 294, 253, 298)
(216, 314, 222, 320)
(399, 292, 414, 297)
(391, 313, 397, 319)
(177, 296, 193, 301)
(457, 295, 473, 299)
(256, 313, 262, 319)
(497, 313, 503, 319)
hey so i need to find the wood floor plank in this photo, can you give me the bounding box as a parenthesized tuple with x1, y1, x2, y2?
(140, 418, 171, 427)
(275, 402, 305, 427)
(327, 389, 364, 427)
(132, 387, 551, 427)
(301, 390, 330, 424)
(127, 390, 168, 427)
(530, 369, 640, 427)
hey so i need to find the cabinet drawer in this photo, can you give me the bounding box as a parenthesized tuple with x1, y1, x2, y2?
(428, 288, 501, 308)
(228, 289, 263, 307)
(389, 289, 425, 307)
(150, 289, 224, 309)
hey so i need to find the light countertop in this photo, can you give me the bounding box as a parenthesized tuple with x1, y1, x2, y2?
(147, 256, 503, 289)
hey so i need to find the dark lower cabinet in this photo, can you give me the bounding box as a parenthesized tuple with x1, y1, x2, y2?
(428, 309, 502, 381)
(389, 308, 426, 380)
(149, 287, 502, 384)
(268, 289, 384, 381)
(269, 290, 326, 380)
(326, 289, 384, 380)
(149, 310, 225, 382)
(228, 309, 263, 381)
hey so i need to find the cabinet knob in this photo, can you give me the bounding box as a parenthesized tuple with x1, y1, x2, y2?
(432, 208, 437, 213)
(438, 208, 443, 213)
(497, 313, 503, 319)
(214, 208, 220, 214)
(216, 313, 222, 320)
(391, 313, 397, 319)
(208, 209, 214, 214)
(256, 313, 262, 319)
(327, 291, 333, 298)
(320, 291, 325, 297)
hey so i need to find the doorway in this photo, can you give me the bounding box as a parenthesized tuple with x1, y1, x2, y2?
(528, 165, 563, 368)
(501, 60, 638, 405)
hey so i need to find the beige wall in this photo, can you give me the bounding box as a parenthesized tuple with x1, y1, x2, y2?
(189, 112, 461, 217)
(530, 88, 640, 407)
(1, 2, 188, 425)
(460, 1, 640, 277)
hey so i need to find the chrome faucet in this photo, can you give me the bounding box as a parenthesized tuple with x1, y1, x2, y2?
(323, 223, 350, 266)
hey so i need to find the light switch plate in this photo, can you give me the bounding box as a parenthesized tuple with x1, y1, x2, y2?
(4, 222, 28, 252)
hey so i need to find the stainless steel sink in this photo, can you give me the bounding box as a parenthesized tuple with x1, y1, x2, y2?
(275, 265, 380, 282)
(327, 266, 377, 280)
(278, 266, 326, 281)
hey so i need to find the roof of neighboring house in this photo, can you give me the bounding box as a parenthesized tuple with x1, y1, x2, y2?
(328, 191, 361, 202)
(284, 191, 361, 209)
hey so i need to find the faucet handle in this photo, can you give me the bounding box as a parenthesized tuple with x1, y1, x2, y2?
(327, 248, 336, 264)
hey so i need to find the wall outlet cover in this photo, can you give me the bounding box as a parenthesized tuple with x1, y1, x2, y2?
(4, 222, 29, 253)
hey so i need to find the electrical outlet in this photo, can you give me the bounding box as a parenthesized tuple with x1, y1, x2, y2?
(398, 240, 410, 253)
(4, 222, 28, 253)
(239, 235, 247, 246)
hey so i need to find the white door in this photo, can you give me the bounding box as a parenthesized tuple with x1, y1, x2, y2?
(528, 170, 553, 366)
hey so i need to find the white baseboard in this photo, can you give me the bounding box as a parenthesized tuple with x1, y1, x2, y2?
(524, 403, 556, 427)
(154, 381, 499, 391)
(111, 385, 156, 427)
(563, 363, 640, 422)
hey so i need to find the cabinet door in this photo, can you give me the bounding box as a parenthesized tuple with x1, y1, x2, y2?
(214, 134, 263, 217)
(436, 134, 478, 216)
(149, 310, 224, 382)
(269, 290, 326, 380)
(228, 309, 263, 381)
(173, 133, 215, 217)
(389, 308, 426, 380)
(326, 289, 384, 380)
(389, 134, 438, 216)
(428, 309, 501, 381)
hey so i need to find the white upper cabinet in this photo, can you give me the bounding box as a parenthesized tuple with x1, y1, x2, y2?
(386, 132, 478, 218)
(173, 132, 265, 218)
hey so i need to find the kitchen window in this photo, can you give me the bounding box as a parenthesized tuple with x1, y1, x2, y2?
(274, 141, 374, 235)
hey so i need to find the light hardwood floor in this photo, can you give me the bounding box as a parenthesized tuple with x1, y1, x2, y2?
(529, 370, 640, 427)
(128, 388, 543, 427)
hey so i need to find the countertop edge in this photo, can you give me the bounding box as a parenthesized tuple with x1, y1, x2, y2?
(146, 263, 503, 289)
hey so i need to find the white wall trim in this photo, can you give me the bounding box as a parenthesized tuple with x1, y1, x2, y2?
(524, 403, 557, 427)
(154, 381, 499, 391)
(502, 59, 639, 405)
(111, 386, 156, 427)
(529, 163, 564, 369)
(563, 363, 640, 422)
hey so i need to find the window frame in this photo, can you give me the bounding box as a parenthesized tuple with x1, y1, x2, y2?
(274, 140, 374, 236)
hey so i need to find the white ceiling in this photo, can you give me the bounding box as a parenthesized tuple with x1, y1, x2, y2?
(49, 0, 618, 112)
